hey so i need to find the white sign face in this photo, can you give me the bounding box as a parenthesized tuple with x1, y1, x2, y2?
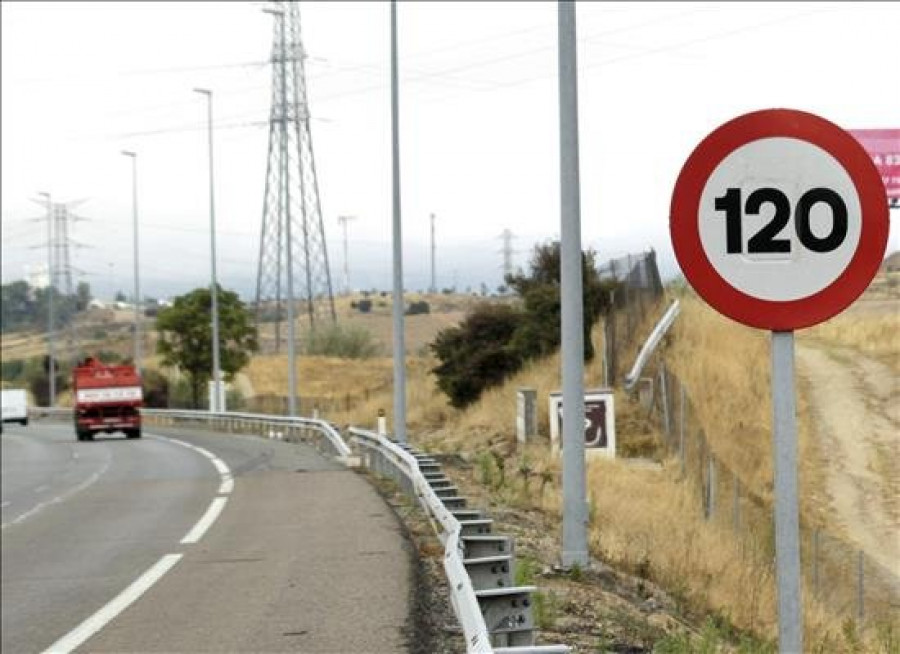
(698, 137, 862, 302)
(76, 387, 143, 403)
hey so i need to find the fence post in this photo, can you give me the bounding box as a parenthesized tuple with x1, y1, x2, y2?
(857, 550, 865, 624)
(659, 364, 671, 441)
(812, 529, 820, 599)
(705, 454, 716, 521)
(679, 384, 686, 478)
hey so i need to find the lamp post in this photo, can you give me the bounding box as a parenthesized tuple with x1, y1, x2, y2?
(121, 150, 141, 373)
(39, 191, 56, 407)
(194, 87, 223, 413)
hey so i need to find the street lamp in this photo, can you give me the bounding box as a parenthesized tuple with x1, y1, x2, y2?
(39, 191, 56, 407)
(121, 150, 141, 373)
(194, 87, 223, 413)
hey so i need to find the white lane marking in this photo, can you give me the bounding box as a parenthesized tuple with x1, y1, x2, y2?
(149, 435, 233, 496)
(1, 457, 111, 530)
(41, 553, 183, 654)
(180, 496, 228, 544)
(218, 475, 234, 495)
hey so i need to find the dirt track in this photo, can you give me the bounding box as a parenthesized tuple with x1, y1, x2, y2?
(797, 343, 900, 578)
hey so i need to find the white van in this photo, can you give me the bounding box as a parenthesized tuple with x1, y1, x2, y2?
(1, 388, 29, 431)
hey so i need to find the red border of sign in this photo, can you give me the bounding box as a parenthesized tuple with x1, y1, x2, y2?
(670, 109, 889, 331)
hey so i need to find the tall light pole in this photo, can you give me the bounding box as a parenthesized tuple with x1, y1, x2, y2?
(430, 212, 436, 294)
(338, 215, 356, 295)
(390, 0, 407, 442)
(39, 191, 56, 407)
(558, 0, 589, 569)
(194, 87, 223, 413)
(121, 151, 141, 373)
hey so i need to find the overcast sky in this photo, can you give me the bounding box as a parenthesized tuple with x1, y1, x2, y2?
(2, 1, 898, 301)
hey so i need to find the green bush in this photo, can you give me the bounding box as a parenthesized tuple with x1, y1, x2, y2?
(303, 323, 380, 359)
(430, 303, 524, 408)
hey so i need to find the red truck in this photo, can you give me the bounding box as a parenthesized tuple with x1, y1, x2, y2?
(73, 357, 143, 441)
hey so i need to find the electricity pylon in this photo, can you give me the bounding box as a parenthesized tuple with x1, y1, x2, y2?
(255, 0, 336, 355)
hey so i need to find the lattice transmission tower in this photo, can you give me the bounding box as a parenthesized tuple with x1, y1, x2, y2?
(255, 0, 336, 353)
(32, 197, 89, 363)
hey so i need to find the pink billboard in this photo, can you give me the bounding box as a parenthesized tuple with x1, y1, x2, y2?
(848, 128, 900, 201)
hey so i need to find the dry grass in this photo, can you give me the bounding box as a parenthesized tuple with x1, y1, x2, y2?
(803, 312, 900, 372)
(244, 354, 393, 398)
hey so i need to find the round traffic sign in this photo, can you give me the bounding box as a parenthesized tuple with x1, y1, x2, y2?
(670, 109, 889, 330)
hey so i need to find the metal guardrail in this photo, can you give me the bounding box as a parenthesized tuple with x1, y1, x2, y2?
(142, 408, 353, 461)
(28, 407, 352, 462)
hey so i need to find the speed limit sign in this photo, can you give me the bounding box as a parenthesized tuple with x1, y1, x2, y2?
(670, 109, 889, 330)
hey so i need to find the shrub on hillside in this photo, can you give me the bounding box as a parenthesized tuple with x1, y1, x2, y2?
(303, 323, 380, 359)
(406, 300, 430, 315)
(431, 303, 524, 408)
(356, 299, 372, 313)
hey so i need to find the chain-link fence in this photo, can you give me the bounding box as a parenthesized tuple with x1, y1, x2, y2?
(599, 249, 664, 386)
(642, 357, 899, 628)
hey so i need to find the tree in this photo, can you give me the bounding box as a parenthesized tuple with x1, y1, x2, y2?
(155, 285, 258, 409)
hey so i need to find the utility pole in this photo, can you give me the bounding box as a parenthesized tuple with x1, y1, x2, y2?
(194, 87, 223, 413)
(390, 0, 407, 443)
(499, 228, 515, 282)
(39, 192, 56, 407)
(558, 0, 589, 569)
(121, 150, 141, 373)
(430, 212, 436, 293)
(337, 214, 356, 295)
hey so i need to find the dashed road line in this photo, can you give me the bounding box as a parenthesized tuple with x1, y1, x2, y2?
(1, 458, 111, 531)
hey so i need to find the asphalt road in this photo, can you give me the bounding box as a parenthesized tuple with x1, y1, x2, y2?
(1, 421, 413, 653)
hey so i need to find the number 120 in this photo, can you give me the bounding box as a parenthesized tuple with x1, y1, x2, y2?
(714, 187, 848, 254)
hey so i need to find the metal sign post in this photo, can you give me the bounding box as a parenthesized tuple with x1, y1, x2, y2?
(771, 330, 801, 652)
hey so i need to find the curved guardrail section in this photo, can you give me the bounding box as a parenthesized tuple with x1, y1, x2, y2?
(349, 427, 569, 654)
(349, 427, 494, 653)
(28, 406, 352, 462)
(142, 409, 353, 462)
